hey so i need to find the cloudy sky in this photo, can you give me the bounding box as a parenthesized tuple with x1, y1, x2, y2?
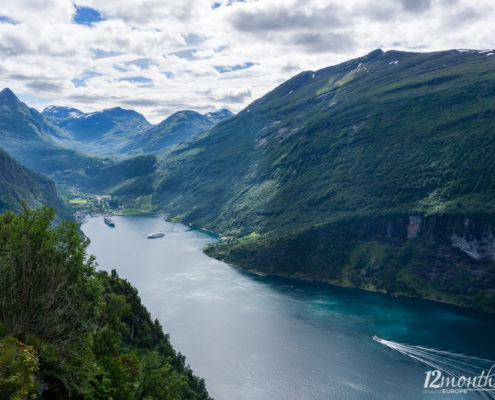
(0, 0, 493, 123)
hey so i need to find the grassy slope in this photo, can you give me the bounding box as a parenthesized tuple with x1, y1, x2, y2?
(151, 49, 495, 311)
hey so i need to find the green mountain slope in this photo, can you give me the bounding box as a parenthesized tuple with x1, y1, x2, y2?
(0, 148, 70, 217)
(0, 89, 156, 195)
(151, 49, 495, 311)
(124, 109, 233, 154)
(42, 105, 152, 155)
(0, 88, 106, 184)
(81, 154, 157, 196)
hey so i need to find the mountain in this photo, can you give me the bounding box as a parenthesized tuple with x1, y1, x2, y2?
(0, 88, 105, 184)
(150, 49, 495, 312)
(0, 148, 70, 217)
(204, 108, 234, 123)
(123, 109, 233, 154)
(79, 154, 157, 196)
(0, 89, 161, 195)
(42, 105, 151, 155)
(42, 105, 85, 121)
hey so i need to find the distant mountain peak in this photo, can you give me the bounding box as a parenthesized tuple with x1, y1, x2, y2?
(204, 108, 233, 123)
(364, 48, 384, 59)
(42, 105, 85, 121)
(0, 87, 22, 108)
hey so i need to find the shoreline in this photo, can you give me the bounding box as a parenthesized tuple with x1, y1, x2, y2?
(211, 252, 495, 316)
(80, 211, 495, 316)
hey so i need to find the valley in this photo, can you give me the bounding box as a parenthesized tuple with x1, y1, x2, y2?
(3, 2, 495, 399)
(1, 49, 495, 314)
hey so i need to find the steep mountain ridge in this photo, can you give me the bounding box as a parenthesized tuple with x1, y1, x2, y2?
(42, 105, 152, 155)
(0, 88, 106, 183)
(0, 89, 157, 194)
(42, 105, 85, 121)
(150, 49, 495, 311)
(124, 108, 233, 154)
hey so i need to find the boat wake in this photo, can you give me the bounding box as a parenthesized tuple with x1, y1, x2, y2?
(373, 336, 495, 397)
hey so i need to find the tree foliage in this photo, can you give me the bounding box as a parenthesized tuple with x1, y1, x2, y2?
(0, 205, 212, 399)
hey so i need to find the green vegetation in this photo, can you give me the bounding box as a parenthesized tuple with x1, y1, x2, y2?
(78, 155, 157, 196)
(0, 205, 211, 399)
(123, 109, 233, 155)
(0, 88, 107, 185)
(150, 49, 495, 312)
(69, 197, 88, 205)
(0, 149, 71, 219)
(116, 195, 153, 214)
(2, 49, 495, 312)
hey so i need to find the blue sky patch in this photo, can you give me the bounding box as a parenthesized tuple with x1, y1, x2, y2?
(170, 49, 198, 60)
(125, 58, 152, 69)
(185, 33, 203, 46)
(71, 71, 101, 88)
(91, 49, 123, 59)
(73, 5, 105, 26)
(214, 62, 255, 73)
(0, 15, 17, 24)
(17, 93, 52, 108)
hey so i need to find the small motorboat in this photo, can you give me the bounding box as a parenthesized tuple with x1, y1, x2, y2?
(147, 232, 165, 239)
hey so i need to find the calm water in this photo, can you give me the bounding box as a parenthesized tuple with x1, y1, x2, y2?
(82, 215, 495, 400)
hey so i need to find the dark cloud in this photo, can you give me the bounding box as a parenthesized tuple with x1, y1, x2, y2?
(9, 74, 32, 81)
(281, 62, 302, 73)
(396, 0, 432, 13)
(26, 81, 64, 93)
(230, 4, 343, 32)
(67, 94, 110, 104)
(202, 87, 252, 103)
(0, 36, 31, 57)
(292, 32, 356, 54)
(355, 0, 433, 21)
(219, 91, 251, 103)
(445, 7, 484, 26)
(121, 98, 162, 107)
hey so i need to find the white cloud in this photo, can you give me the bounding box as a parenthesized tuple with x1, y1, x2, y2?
(1, 0, 494, 123)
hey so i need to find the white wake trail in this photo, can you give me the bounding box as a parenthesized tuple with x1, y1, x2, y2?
(373, 336, 495, 398)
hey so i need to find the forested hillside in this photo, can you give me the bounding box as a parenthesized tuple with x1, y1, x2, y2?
(0, 206, 211, 399)
(0, 149, 70, 218)
(149, 49, 495, 312)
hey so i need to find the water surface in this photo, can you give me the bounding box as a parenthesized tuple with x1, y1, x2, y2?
(82, 215, 495, 400)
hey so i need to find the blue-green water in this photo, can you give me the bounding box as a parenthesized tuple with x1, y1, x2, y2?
(82, 215, 495, 400)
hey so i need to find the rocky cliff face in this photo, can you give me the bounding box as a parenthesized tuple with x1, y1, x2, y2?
(208, 214, 495, 312)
